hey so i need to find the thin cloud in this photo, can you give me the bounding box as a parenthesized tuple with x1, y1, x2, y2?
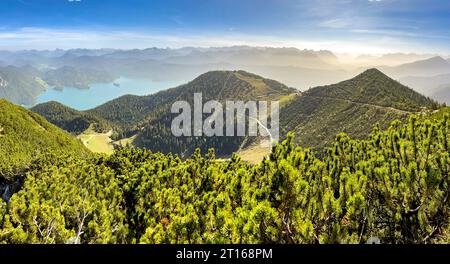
(352, 28, 450, 40)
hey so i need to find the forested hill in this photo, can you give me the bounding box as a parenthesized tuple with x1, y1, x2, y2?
(88, 70, 296, 132)
(280, 68, 439, 150)
(32, 69, 439, 159)
(304, 68, 436, 111)
(0, 99, 90, 180)
(32, 101, 112, 134)
(34, 71, 297, 157)
(96, 70, 296, 156)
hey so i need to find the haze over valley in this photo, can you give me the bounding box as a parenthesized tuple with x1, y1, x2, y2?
(1, 43, 450, 160)
(1, 46, 450, 109)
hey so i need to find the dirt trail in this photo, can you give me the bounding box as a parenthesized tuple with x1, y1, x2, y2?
(303, 95, 414, 115)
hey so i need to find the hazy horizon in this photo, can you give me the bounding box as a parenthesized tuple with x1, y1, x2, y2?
(0, 45, 448, 57)
(1, 0, 450, 106)
(1, 0, 450, 55)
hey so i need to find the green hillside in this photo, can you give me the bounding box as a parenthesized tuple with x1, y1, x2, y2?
(0, 99, 90, 180)
(1, 105, 448, 244)
(32, 101, 111, 134)
(129, 71, 296, 157)
(32, 69, 439, 160)
(280, 68, 439, 151)
(37, 70, 296, 157)
(88, 70, 295, 131)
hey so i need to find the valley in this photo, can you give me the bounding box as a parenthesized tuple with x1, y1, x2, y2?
(1, 61, 449, 245)
(33, 70, 297, 158)
(2, 47, 450, 107)
(2, 0, 450, 248)
(29, 68, 440, 163)
(1, 90, 449, 244)
(77, 127, 138, 155)
(77, 128, 114, 155)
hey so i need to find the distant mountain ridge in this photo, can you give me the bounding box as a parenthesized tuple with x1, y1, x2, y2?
(370, 56, 450, 105)
(0, 64, 120, 105)
(0, 46, 354, 92)
(382, 56, 450, 78)
(43, 66, 117, 90)
(399, 73, 450, 104)
(2, 47, 449, 106)
(0, 65, 47, 105)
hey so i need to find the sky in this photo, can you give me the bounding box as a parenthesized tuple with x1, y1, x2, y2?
(0, 0, 449, 55)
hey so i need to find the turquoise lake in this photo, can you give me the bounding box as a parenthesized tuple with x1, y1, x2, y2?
(35, 77, 183, 111)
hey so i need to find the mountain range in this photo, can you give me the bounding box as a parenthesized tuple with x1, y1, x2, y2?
(34, 70, 296, 158)
(32, 68, 439, 161)
(385, 57, 450, 104)
(2, 70, 449, 244)
(280, 69, 437, 150)
(381, 56, 450, 78)
(43, 66, 117, 90)
(1, 65, 447, 244)
(0, 64, 120, 105)
(1, 47, 450, 106)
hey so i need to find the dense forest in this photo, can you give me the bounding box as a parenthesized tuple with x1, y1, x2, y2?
(280, 69, 440, 150)
(1, 101, 449, 243)
(32, 101, 112, 134)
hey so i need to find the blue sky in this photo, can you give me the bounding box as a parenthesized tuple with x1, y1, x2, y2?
(0, 0, 449, 54)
